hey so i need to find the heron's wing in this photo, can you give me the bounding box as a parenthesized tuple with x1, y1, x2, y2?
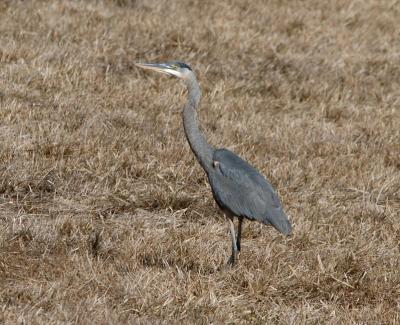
(210, 148, 291, 235)
(213, 149, 281, 207)
(209, 172, 268, 220)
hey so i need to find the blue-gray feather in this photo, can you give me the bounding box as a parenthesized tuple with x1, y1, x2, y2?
(208, 149, 292, 235)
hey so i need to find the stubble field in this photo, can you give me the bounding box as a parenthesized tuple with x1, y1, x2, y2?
(1, 0, 400, 323)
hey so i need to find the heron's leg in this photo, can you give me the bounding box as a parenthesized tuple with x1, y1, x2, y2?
(237, 217, 243, 252)
(227, 216, 238, 265)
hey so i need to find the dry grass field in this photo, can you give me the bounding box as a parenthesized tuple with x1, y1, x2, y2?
(1, 0, 400, 323)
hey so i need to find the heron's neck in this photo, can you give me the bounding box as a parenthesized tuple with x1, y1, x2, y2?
(182, 75, 214, 172)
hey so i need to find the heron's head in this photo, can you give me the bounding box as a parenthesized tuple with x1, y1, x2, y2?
(135, 61, 193, 80)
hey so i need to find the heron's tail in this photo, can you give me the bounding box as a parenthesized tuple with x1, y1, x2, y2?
(265, 208, 292, 236)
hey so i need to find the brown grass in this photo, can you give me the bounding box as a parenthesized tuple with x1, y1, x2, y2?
(1, 0, 400, 323)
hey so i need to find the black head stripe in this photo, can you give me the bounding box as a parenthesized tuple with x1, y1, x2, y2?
(179, 62, 192, 71)
(169, 61, 192, 71)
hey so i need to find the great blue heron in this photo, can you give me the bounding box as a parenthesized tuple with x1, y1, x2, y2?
(136, 61, 292, 265)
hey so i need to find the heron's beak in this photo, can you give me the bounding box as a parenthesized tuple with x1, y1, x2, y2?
(135, 62, 181, 78)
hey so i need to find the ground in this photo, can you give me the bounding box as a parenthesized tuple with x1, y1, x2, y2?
(0, 0, 399, 323)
